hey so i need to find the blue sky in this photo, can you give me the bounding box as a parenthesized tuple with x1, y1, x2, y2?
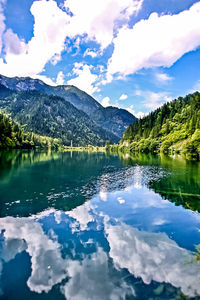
(0, 0, 200, 117)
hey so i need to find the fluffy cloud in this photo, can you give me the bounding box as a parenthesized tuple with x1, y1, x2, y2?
(106, 223, 200, 297)
(0, 0, 144, 81)
(107, 2, 200, 77)
(101, 96, 111, 107)
(119, 93, 128, 100)
(56, 71, 65, 85)
(126, 104, 145, 118)
(64, 0, 143, 50)
(67, 63, 99, 95)
(0, 0, 69, 77)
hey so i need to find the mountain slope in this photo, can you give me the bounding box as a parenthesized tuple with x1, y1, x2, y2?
(0, 88, 119, 146)
(120, 92, 200, 158)
(91, 106, 137, 137)
(0, 74, 101, 115)
(0, 74, 136, 137)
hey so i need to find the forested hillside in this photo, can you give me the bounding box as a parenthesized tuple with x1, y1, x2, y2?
(0, 112, 62, 149)
(0, 74, 136, 138)
(121, 91, 200, 158)
(0, 88, 118, 146)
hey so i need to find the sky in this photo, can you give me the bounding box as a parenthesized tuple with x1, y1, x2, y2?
(0, 0, 200, 117)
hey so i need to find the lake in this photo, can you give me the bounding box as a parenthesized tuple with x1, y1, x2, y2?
(0, 150, 200, 300)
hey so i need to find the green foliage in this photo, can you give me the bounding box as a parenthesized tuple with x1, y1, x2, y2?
(121, 92, 200, 159)
(0, 112, 62, 149)
(105, 140, 110, 150)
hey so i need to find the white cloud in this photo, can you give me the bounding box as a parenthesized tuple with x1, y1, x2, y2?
(119, 93, 128, 100)
(67, 63, 98, 95)
(0, 0, 70, 77)
(135, 111, 146, 118)
(117, 197, 125, 204)
(50, 53, 62, 66)
(153, 218, 168, 226)
(107, 2, 200, 77)
(56, 71, 65, 85)
(155, 72, 173, 83)
(101, 96, 111, 107)
(64, 0, 143, 50)
(83, 48, 98, 58)
(32, 74, 56, 86)
(143, 91, 172, 110)
(126, 104, 145, 118)
(106, 222, 200, 298)
(3, 28, 27, 55)
(134, 89, 172, 110)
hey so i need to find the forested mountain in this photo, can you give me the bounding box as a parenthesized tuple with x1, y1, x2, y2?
(0, 74, 135, 137)
(91, 106, 136, 137)
(0, 88, 118, 146)
(0, 74, 101, 115)
(0, 112, 62, 149)
(121, 91, 200, 158)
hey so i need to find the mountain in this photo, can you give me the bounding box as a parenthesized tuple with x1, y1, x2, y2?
(90, 106, 136, 137)
(0, 74, 136, 137)
(0, 74, 101, 115)
(120, 91, 200, 158)
(0, 88, 119, 146)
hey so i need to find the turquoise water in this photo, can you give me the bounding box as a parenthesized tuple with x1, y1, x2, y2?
(0, 150, 200, 299)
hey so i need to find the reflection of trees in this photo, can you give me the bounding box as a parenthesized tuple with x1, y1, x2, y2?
(0, 150, 61, 182)
(1, 150, 200, 217)
(0, 151, 123, 217)
(121, 152, 200, 213)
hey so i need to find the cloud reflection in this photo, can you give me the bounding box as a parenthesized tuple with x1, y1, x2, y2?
(0, 206, 200, 299)
(106, 223, 200, 297)
(62, 248, 134, 300)
(0, 217, 67, 293)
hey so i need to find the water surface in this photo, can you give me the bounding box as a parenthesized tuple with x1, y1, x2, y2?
(0, 150, 200, 299)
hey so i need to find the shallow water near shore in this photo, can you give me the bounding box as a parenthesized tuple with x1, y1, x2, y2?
(0, 150, 200, 299)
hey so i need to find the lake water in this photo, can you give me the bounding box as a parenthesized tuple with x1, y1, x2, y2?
(0, 150, 200, 300)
